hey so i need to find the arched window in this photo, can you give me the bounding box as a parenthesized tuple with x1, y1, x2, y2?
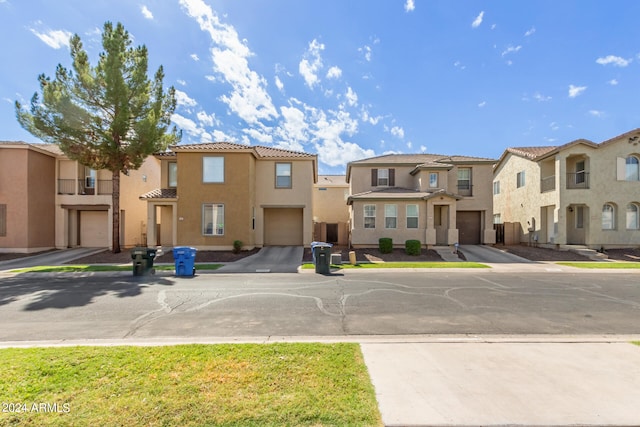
(626, 156, 640, 181)
(627, 203, 639, 230)
(602, 203, 615, 230)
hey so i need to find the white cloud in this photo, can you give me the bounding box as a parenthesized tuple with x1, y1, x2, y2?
(190, 53, 200, 61)
(174, 89, 198, 108)
(277, 104, 308, 144)
(171, 113, 211, 141)
(29, 27, 72, 49)
(243, 127, 273, 144)
(275, 76, 284, 92)
(471, 11, 484, 28)
(420, 145, 427, 153)
(197, 110, 218, 127)
(454, 61, 466, 70)
(533, 92, 552, 102)
(525, 27, 536, 37)
(550, 122, 559, 131)
(568, 84, 587, 98)
(345, 87, 358, 107)
(405, 0, 415, 12)
(608, 79, 619, 86)
(141, 5, 154, 20)
(180, 0, 278, 124)
(212, 129, 235, 142)
(502, 45, 522, 56)
(406, 141, 412, 149)
(390, 126, 404, 139)
(299, 39, 325, 89)
(478, 101, 487, 108)
(596, 55, 631, 67)
(326, 66, 342, 79)
(360, 45, 373, 62)
(177, 79, 187, 86)
(589, 110, 604, 117)
(361, 108, 382, 125)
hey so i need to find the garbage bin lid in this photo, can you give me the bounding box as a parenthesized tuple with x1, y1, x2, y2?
(311, 242, 333, 248)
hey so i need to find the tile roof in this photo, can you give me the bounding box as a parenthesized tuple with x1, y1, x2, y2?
(317, 175, 348, 186)
(349, 153, 496, 165)
(347, 187, 463, 204)
(168, 142, 315, 158)
(506, 146, 558, 159)
(139, 188, 177, 200)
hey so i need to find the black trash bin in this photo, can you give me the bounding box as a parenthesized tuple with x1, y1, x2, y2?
(131, 247, 157, 276)
(311, 242, 332, 274)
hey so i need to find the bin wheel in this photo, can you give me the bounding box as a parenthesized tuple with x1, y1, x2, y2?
(192, 267, 196, 276)
(151, 268, 156, 275)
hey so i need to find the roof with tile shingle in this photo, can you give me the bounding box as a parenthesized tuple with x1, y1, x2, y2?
(139, 188, 178, 200)
(168, 142, 315, 159)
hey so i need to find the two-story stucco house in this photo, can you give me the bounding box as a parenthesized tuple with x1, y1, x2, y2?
(346, 153, 496, 248)
(140, 142, 317, 250)
(493, 128, 640, 249)
(313, 175, 349, 245)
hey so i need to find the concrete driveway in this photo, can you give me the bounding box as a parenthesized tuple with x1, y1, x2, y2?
(215, 246, 303, 273)
(459, 244, 531, 263)
(0, 247, 106, 271)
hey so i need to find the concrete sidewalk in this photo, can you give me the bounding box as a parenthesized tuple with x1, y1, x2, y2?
(361, 340, 640, 426)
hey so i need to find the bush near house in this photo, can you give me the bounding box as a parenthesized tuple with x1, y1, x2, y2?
(379, 238, 393, 254)
(232, 240, 243, 254)
(405, 240, 421, 256)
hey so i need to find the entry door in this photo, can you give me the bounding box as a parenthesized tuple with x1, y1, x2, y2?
(326, 223, 338, 243)
(435, 205, 448, 244)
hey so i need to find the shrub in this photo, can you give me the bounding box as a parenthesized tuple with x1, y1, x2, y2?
(379, 238, 393, 254)
(405, 240, 421, 256)
(232, 240, 242, 254)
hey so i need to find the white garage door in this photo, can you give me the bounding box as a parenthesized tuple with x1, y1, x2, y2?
(80, 211, 108, 247)
(264, 208, 303, 246)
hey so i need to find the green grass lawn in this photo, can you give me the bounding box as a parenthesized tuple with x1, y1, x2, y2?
(8, 264, 222, 273)
(556, 262, 640, 269)
(0, 343, 382, 427)
(301, 261, 489, 269)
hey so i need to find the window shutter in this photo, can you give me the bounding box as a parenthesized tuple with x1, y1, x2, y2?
(371, 169, 378, 186)
(389, 168, 395, 187)
(617, 157, 626, 181)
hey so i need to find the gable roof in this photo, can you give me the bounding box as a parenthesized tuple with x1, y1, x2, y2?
(0, 141, 59, 158)
(347, 187, 463, 204)
(168, 141, 315, 159)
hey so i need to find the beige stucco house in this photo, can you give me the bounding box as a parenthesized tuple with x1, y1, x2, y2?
(0, 142, 56, 253)
(493, 128, 640, 249)
(140, 142, 318, 250)
(313, 175, 349, 245)
(346, 153, 496, 248)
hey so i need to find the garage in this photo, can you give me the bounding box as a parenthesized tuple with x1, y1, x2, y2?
(80, 210, 108, 247)
(456, 211, 481, 244)
(264, 208, 303, 246)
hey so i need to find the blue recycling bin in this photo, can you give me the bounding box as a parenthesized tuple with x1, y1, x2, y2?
(173, 246, 197, 276)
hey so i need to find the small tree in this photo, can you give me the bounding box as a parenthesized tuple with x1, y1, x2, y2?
(16, 22, 181, 253)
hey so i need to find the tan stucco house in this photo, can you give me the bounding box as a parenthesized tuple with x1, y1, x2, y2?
(346, 153, 497, 248)
(0, 142, 56, 253)
(313, 175, 349, 245)
(140, 142, 318, 250)
(493, 128, 640, 249)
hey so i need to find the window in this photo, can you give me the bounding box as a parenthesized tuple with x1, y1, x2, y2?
(516, 171, 526, 188)
(203, 204, 224, 235)
(275, 163, 292, 188)
(429, 173, 438, 188)
(627, 203, 639, 230)
(406, 205, 418, 228)
(0, 204, 6, 237)
(385, 204, 397, 228)
(371, 168, 395, 187)
(576, 206, 584, 229)
(602, 203, 615, 230)
(493, 214, 501, 224)
(378, 168, 389, 186)
(626, 156, 640, 181)
(364, 205, 376, 229)
(575, 160, 586, 184)
(458, 168, 471, 191)
(493, 181, 500, 195)
(168, 162, 177, 188)
(85, 167, 96, 188)
(203, 157, 224, 183)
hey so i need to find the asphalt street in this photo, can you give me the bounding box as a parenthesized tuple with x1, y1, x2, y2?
(1, 270, 639, 341)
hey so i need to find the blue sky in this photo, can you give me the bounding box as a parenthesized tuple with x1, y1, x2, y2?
(2, 1, 640, 173)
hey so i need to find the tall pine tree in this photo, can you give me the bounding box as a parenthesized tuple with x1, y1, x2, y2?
(16, 22, 181, 253)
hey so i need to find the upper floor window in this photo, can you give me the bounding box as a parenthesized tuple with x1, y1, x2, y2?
(168, 162, 177, 188)
(85, 167, 97, 189)
(203, 157, 224, 183)
(575, 160, 586, 184)
(275, 163, 292, 188)
(371, 168, 395, 187)
(516, 171, 526, 188)
(385, 204, 397, 229)
(203, 203, 224, 236)
(364, 204, 376, 229)
(493, 181, 500, 195)
(457, 167, 472, 195)
(602, 203, 616, 230)
(406, 204, 418, 228)
(627, 203, 639, 230)
(429, 173, 438, 188)
(493, 214, 501, 224)
(626, 156, 640, 181)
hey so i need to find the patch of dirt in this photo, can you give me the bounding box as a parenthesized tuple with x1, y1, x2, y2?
(495, 244, 592, 261)
(603, 248, 640, 262)
(302, 246, 443, 263)
(67, 248, 261, 264)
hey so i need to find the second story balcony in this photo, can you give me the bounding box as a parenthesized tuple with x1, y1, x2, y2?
(58, 179, 113, 195)
(566, 172, 589, 189)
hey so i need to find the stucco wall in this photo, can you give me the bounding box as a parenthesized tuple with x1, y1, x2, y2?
(27, 149, 56, 248)
(350, 199, 427, 247)
(0, 148, 29, 250)
(312, 177, 349, 224)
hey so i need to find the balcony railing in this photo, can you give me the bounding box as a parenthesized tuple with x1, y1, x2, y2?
(566, 172, 589, 189)
(540, 175, 556, 193)
(57, 179, 113, 195)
